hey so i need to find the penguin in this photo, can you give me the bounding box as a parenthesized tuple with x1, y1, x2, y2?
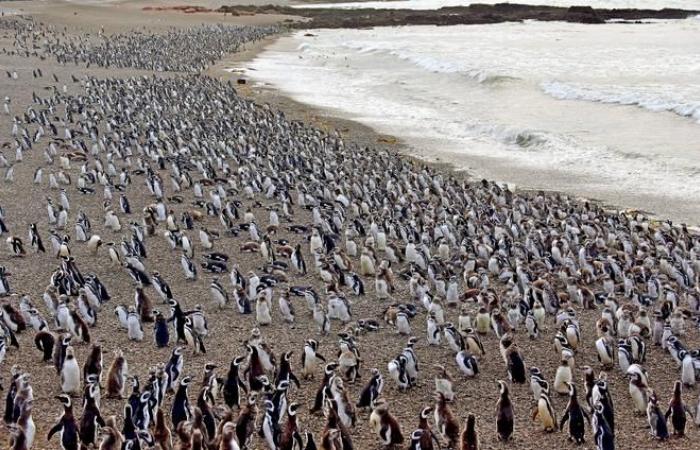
(47, 394, 78, 450)
(276, 351, 301, 389)
(495, 381, 514, 441)
(302, 339, 326, 380)
(127, 307, 144, 341)
(171, 376, 192, 430)
(433, 365, 454, 402)
(210, 278, 229, 310)
(455, 350, 479, 378)
(34, 328, 55, 361)
(83, 343, 103, 384)
(460, 413, 478, 450)
(79, 382, 105, 448)
(525, 310, 539, 339)
(627, 364, 649, 415)
(106, 350, 128, 398)
(223, 356, 248, 409)
(134, 286, 154, 323)
(434, 392, 459, 448)
(280, 402, 304, 450)
(369, 399, 404, 448)
(28, 224, 45, 253)
(533, 389, 558, 432)
(164, 347, 184, 392)
(592, 379, 615, 436)
(357, 368, 384, 410)
(87, 234, 102, 254)
(6, 236, 25, 256)
(646, 390, 669, 440)
(153, 407, 172, 450)
(279, 291, 295, 324)
(559, 383, 590, 445)
(553, 360, 573, 395)
(61, 346, 81, 395)
(153, 310, 170, 348)
(591, 402, 615, 450)
(236, 393, 259, 449)
(311, 363, 339, 414)
(665, 381, 689, 436)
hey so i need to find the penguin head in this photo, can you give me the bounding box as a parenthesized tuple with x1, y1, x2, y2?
(419, 406, 433, 419)
(288, 402, 301, 416)
(55, 394, 72, 408)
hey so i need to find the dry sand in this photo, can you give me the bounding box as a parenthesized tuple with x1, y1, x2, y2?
(0, 2, 698, 450)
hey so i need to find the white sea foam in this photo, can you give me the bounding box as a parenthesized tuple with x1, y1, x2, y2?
(243, 20, 700, 222)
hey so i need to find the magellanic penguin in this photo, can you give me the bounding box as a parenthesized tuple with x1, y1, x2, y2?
(153, 310, 170, 348)
(171, 376, 192, 430)
(591, 403, 615, 450)
(106, 349, 128, 398)
(434, 392, 459, 448)
(460, 413, 479, 450)
(666, 380, 689, 436)
(34, 327, 56, 361)
(83, 343, 103, 384)
(223, 356, 248, 409)
(532, 387, 558, 432)
(280, 402, 304, 450)
(495, 381, 514, 441)
(357, 368, 384, 410)
(559, 383, 588, 444)
(302, 339, 326, 380)
(236, 393, 259, 450)
(646, 390, 669, 440)
(47, 394, 79, 450)
(369, 398, 404, 448)
(61, 346, 81, 395)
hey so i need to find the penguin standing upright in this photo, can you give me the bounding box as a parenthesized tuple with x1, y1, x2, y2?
(646, 390, 669, 440)
(665, 381, 688, 437)
(369, 399, 404, 447)
(592, 402, 615, 450)
(28, 224, 45, 253)
(559, 383, 588, 444)
(61, 346, 81, 395)
(171, 376, 192, 430)
(223, 356, 248, 409)
(47, 394, 78, 450)
(153, 310, 170, 348)
(106, 350, 128, 398)
(460, 413, 479, 450)
(495, 381, 514, 441)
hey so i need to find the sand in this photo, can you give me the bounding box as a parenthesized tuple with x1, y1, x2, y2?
(0, 2, 698, 450)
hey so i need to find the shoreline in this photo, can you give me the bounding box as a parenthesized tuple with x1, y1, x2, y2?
(213, 33, 694, 226)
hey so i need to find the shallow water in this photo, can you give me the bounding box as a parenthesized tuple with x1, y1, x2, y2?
(242, 20, 700, 224)
(293, 0, 700, 10)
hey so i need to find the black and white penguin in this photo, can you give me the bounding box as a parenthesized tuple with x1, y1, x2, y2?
(560, 383, 588, 444)
(151, 272, 173, 302)
(357, 368, 383, 410)
(79, 382, 105, 448)
(276, 351, 301, 389)
(6, 236, 25, 257)
(455, 350, 479, 378)
(171, 376, 192, 430)
(164, 347, 184, 392)
(34, 327, 55, 361)
(28, 224, 45, 253)
(153, 310, 170, 348)
(302, 339, 326, 380)
(47, 394, 78, 450)
(311, 363, 339, 414)
(592, 402, 615, 450)
(223, 356, 248, 409)
(495, 380, 514, 441)
(646, 390, 669, 440)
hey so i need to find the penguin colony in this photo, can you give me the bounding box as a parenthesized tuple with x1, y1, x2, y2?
(0, 14, 699, 450)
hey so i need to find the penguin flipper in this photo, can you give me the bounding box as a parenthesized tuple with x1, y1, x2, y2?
(47, 422, 63, 441)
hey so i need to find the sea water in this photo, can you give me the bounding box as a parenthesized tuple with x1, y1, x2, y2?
(242, 19, 700, 223)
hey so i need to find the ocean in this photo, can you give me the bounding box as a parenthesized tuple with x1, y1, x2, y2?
(241, 17, 700, 223)
(293, 0, 700, 10)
